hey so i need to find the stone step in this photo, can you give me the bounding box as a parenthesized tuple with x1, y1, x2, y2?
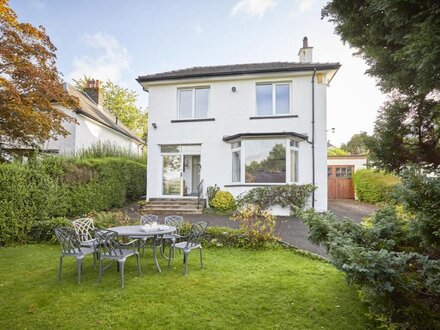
(141, 207, 203, 215)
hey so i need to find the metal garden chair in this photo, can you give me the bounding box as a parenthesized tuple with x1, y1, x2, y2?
(72, 217, 99, 267)
(161, 215, 184, 259)
(168, 221, 208, 275)
(95, 229, 141, 288)
(54, 227, 96, 284)
(133, 214, 159, 256)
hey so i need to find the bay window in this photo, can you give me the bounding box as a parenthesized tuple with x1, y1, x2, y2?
(231, 138, 300, 184)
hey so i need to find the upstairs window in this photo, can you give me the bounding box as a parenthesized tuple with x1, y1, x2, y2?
(256, 83, 291, 116)
(178, 87, 210, 119)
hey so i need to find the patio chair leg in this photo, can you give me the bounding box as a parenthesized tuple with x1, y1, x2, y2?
(167, 245, 172, 269)
(98, 258, 103, 284)
(184, 251, 189, 276)
(93, 252, 96, 269)
(118, 260, 125, 288)
(58, 256, 63, 281)
(136, 253, 142, 276)
(199, 248, 203, 269)
(77, 257, 83, 284)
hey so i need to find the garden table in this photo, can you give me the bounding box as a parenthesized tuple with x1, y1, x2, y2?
(109, 225, 176, 273)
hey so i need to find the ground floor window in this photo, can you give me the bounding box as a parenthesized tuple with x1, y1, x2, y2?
(231, 138, 299, 184)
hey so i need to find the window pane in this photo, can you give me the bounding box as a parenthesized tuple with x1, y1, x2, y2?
(290, 149, 298, 182)
(195, 88, 209, 118)
(256, 84, 273, 116)
(275, 84, 290, 114)
(290, 140, 299, 148)
(245, 139, 286, 183)
(232, 151, 241, 182)
(161, 145, 180, 153)
(162, 155, 181, 195)
(179, 90, 193, 118)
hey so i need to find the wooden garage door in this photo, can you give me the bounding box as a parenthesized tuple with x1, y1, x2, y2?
(328, 165, 355, 199)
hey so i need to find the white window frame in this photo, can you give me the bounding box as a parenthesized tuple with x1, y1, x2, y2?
(255, 82, 292, 116)
(177, 86, 210, 119)
(231, 142, 241, 183)
(230, 138, 300, 184)
(289, 140, 299, 183)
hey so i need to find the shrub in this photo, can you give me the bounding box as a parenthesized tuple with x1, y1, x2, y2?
(210, 191, 236, 212)
(28, 217, 71, 243)
(76, 141, 146, 164)
(0, 156, 146, 245)
(90, 210, 135, 228)
(352, 169, 400, 203)
(206, 184, 220, 207)
(231, 204, 277, 247)
(236, 184, 315, 215)
(300, 205, 440, 329)
(179, 223, 272, 249)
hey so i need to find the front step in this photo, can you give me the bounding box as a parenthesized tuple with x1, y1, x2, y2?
(141, 198, 205, 215)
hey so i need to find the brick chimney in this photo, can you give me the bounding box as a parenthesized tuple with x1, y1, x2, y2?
(84, 79, 103, 107)
(298, 36, 313, 63)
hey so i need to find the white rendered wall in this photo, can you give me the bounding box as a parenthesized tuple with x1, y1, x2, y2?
(44, 107, 143, 156)
(146, 72, 330, 213)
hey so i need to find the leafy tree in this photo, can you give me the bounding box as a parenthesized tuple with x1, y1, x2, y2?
(341, 132, 369, 155)
(322, 0, 440, 172)
(74, 77, 147, 139)
(0, 0, 78, 157)
(327, 146, 349, 156)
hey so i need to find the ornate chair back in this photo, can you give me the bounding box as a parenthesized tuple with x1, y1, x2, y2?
(186, 222, 208, 248)
(164, 215, 184, 235)
(140, 214, 159, 225)
(72, 218, 95, 242)
(95, 229, 123, 258)
(54, 227, 82, 255)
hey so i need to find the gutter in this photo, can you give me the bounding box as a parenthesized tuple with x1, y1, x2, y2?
(311, 68, 316, 208)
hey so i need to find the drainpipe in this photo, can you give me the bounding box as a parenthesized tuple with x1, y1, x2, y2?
(311, 68, 316, 208)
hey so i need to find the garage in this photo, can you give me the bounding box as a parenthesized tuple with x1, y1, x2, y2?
(327, 156, 367, 200)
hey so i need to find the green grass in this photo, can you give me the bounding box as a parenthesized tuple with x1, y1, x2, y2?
(0, 244, 368, 329)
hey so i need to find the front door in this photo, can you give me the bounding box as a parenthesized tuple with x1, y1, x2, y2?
(328, 165, 355, 199)
(160, 144, 201, 197)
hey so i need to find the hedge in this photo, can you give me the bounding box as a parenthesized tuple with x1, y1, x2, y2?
(0, 157, 146, 245)
(352, 169, 400, 203)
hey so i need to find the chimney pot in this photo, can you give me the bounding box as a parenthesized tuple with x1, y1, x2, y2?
(84, 79, 103, 107)
(303, 36, 308, 48)
(298, 36, 313, 63)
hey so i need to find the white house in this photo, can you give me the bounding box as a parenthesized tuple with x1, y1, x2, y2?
(137, 38, 340, 214)
(44, 81, 145, 155)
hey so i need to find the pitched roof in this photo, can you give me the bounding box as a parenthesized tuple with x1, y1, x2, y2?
(65, 84, 145, 144)
(137, 62, 340, 83)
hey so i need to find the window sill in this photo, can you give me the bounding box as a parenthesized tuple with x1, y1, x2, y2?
(249, 115, 298, 120)
(171, 118, 215, 123)
(224, 183, 298, 187)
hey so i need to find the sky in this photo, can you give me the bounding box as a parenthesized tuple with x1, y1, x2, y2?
(10, 0, 386, 146)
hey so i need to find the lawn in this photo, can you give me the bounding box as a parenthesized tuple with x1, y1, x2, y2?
(0, 244, 368, 329)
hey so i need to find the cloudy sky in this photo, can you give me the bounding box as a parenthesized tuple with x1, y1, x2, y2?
(11, 0, 385, 145)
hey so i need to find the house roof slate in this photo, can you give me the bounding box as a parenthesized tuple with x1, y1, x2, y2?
(65, 84, 145, 144)
(137, 62, 341, 83)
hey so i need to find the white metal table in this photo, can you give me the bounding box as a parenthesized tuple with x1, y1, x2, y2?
(109, 225, 176, 272)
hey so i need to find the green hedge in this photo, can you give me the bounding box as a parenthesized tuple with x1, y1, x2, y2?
(352, 169, 400, 203)
(0, 157, 146, 245)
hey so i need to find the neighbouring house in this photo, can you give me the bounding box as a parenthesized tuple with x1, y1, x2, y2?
(137, 37, 340, 215)
(43, 80, 145, 155)
(327, 155, 368, 199)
